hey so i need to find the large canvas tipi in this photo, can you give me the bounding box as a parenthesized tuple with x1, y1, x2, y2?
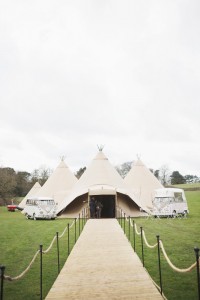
(33, 159, 78, 206)
(124, 158, 163, 209)
(57, 150, 144, 218)
(18, 182, 41, 208)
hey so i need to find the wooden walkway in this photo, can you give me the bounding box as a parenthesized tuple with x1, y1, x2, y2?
(45, 219, 163, 299)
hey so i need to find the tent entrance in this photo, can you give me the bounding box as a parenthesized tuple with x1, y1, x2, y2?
(90, 195, 116, 218)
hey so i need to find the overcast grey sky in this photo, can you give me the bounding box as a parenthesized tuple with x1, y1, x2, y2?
(0, 0, 200, 176)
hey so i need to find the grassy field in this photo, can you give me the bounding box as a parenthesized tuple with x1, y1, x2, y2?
(168, 183, 200, 190)
(1, 190, 200, 299)
(123, 190, 200, 300)
(0, 209, 85, 300)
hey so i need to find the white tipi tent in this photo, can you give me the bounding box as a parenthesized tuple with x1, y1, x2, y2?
(124, 158, 163, 209)
(34, 159, 78, 206)
(18, 182, 41, 209)
(57, 150, 145, 218)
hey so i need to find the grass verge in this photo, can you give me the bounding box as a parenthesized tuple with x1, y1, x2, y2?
(122, 190, 200, 300)
(0, 208, 85, 300)
(1, 190, 200, 299)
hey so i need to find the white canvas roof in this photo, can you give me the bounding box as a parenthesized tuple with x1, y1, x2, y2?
(88, 184, 117, 195)
(57, 150, 144, 214)
(35, 159, 78, 205)
(18, 182, 41, 208)
(124, 158, 163, 208)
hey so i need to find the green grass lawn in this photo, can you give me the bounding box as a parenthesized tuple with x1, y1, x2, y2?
(169, 183, 200, 190)
(1, 190, 200, 299)
(0, 209, 85, 300)
(122, 190, 200, 300)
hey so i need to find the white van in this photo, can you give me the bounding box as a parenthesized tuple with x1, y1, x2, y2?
(152, 188, 189, 217)
(23, 197, 57, 220)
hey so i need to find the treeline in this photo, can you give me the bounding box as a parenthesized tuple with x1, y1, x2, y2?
(0, 162, 199, 206)
(115, 161, 200, 185)
(0, 166, 52, 206)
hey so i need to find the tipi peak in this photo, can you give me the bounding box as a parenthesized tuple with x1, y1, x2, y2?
(97, 144, 105, 151)
(60, 155, 66, 161)
(57, 160, 69, 168)
(94, 150, 108, 160)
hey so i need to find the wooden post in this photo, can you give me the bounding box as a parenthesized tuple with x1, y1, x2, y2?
(56, 232, 60, 274)
(39, 245, 43, 300)
(140, 227, 144, 267)
(0, 265, 5, 300)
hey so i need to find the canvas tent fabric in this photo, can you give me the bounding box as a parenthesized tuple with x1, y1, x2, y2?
(124, 158, 163, 209)
(34, 159, 78, 206)
(18, 182, 41, 208)
(71, 150, 126, 191)
(57, 150, 145, 217)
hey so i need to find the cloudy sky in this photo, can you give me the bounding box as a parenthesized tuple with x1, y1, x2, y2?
(0, 0, 200, 176)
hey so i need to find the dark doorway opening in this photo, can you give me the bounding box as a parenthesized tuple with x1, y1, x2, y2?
(90, 195, 116, 218)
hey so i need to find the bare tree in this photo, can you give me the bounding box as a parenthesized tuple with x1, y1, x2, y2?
(159, 164, 171, 186)
(115, 161, 133, 178)
(30, 165, 52, 186)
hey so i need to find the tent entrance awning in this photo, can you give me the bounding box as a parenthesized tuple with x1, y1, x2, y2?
(88, 185, 117, 196)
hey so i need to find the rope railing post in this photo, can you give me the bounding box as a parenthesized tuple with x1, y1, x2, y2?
(81, 210, 83, 230)
(120, 209, 122, 227)
(117, 207, 119, 223)
(0, 265, 5, 300)
(128, 216, 130, 241)
(67, 223, 70, 257)
(56, 232, 60, 274)
(74, 217, 77, 244)
(123, 212, 126, 233)
(82, 210, 84, 231)
(194, 247, 200, 300)
(133, 219, 136, 252)
(140, 227, 144, 267)
(85, 207, 87, 223)
(39, 244, 43, 300)
(79, 213, 80, 237)
(156, 235, 163, 295)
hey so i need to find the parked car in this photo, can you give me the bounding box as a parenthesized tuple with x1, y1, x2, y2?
(7, 204, 17, 212)
(23, 197, 57, 220)
(152, 188, 189, 217)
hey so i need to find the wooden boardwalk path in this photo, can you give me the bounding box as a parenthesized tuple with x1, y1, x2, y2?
(45, 219, 163, 299)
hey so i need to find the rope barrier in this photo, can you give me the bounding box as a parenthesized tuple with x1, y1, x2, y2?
(58, 218, 77, 238)
(42, 235, 57, 254)
(142, 231, 158, 249)
(42, 219, 77, 253)
(134, 222, 141, 235)
(159, 240, 197, 273)
(3, 213, 83, 281)
(119, 207, 198, 274)
(117, 207, 200, 299)
(4, 250, 40, 281)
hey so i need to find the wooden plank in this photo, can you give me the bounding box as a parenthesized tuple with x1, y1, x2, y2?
(46, 219, 163, 299)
